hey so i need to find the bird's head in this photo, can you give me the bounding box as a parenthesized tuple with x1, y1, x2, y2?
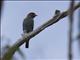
(55, 10, 60, 15)
(27, 12, 37, 18)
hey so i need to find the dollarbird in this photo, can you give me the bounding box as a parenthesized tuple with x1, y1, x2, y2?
(23, 12, 37, 48)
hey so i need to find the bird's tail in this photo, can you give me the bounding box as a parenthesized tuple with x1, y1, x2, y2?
(25, 39, 29, 48)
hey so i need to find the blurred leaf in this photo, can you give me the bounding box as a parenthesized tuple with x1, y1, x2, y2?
(17, 48, 25, 59)
(1, 35, 25, 60)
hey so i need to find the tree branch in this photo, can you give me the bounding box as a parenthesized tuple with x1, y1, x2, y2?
(68, 0, 75, 60)
(1, 3, 80, 60)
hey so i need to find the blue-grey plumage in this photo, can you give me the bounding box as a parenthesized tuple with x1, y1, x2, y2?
(23, 12, 37, 48)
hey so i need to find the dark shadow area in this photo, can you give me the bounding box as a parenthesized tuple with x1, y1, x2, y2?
(0, 0, 3, 21)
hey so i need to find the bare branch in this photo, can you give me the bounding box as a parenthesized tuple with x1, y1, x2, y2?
(1, 3, 80, 60)
(68, 0, 75, 60)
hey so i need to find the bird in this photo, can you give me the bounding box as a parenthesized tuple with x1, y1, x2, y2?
(55, 10, 60, 15)
(23, 12, 37, 48)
